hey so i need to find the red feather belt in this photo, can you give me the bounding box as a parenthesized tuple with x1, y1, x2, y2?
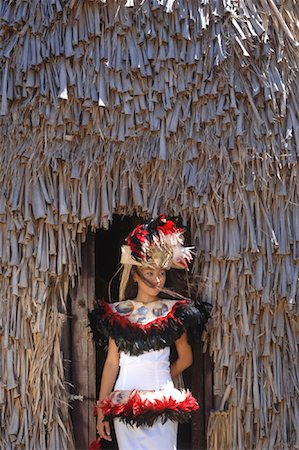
(96, 388, 199, 427)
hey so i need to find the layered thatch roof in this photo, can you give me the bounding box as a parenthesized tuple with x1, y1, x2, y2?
(0, 0, 298, 448)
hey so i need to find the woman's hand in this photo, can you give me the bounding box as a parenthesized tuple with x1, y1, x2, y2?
(96, 407, 112, 442)
(96, 338, 119, 442)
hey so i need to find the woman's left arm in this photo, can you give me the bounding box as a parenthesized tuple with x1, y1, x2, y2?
(170, 331, 193, 378)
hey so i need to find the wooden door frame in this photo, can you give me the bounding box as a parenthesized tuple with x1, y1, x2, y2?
(71, 233, 97, 449)
(192, 339, 213, 450)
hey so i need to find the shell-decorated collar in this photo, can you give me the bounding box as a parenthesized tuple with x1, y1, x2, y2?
(111, 299, 178, 325)
(88, 297, 211, 356)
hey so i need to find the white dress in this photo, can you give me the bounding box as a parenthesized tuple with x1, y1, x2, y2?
(114, 347, 178, 450)
(89, 298, 209, 450)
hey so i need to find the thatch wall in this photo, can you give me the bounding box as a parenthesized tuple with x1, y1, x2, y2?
(0, 1, 298, 448)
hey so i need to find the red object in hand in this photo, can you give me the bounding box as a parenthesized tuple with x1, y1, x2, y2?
(89, 437, 101, 450)
(93, 403, 98, 416)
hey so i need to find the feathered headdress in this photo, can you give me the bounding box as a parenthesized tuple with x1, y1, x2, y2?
(119, 215, 193, 299)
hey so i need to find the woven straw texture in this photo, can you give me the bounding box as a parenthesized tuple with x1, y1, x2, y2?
(0, 1, 298, 448)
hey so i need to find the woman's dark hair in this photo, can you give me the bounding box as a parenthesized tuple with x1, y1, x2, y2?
(124, 266, 192, 301)
(124, 266, 139, 300)
(161, 268, 191, 299)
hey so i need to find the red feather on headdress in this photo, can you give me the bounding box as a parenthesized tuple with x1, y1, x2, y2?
(126, 214, 190, 268)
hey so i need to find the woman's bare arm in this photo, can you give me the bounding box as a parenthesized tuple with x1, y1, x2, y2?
(97, 338, 120, 441)
(98, 337, 120, 401)
(170, 332, 193, 378)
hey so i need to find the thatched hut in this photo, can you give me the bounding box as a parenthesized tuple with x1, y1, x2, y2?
(0, 1, 298, 449)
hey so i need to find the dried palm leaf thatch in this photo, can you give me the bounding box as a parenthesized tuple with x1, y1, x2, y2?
(207, 385, 233, 450)
(0, 0, 299, 449)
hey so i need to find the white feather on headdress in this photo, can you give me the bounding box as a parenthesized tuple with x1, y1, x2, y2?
(118, 215, 194, 300)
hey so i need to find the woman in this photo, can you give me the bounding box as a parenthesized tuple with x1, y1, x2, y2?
(89, 215, 211, 450)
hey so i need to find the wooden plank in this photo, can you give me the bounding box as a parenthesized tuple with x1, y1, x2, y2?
(204, 351, 214, 438)
(192, 337, 205, 450)
(192, 337, 214, 450)
(71, 233, 97, 449)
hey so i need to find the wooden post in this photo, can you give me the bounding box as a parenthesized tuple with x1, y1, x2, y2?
(192, 338, 205, 450)
(203, 352, 213, 439)
(71, 233, 96, 449)
(192, 338, 213, 450)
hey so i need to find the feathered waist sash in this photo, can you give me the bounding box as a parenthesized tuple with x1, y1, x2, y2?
(97, 388, 199, 427)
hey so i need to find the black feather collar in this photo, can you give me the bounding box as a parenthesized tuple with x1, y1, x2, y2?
(89, 298, 211, 356)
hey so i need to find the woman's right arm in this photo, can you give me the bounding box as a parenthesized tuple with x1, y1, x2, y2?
(97, 337, 120, 441)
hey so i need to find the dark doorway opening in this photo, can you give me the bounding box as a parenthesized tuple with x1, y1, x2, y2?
(94, 215, 212, 450)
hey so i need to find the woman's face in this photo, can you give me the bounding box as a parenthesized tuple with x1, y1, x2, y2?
(134, 267, 166, 299)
